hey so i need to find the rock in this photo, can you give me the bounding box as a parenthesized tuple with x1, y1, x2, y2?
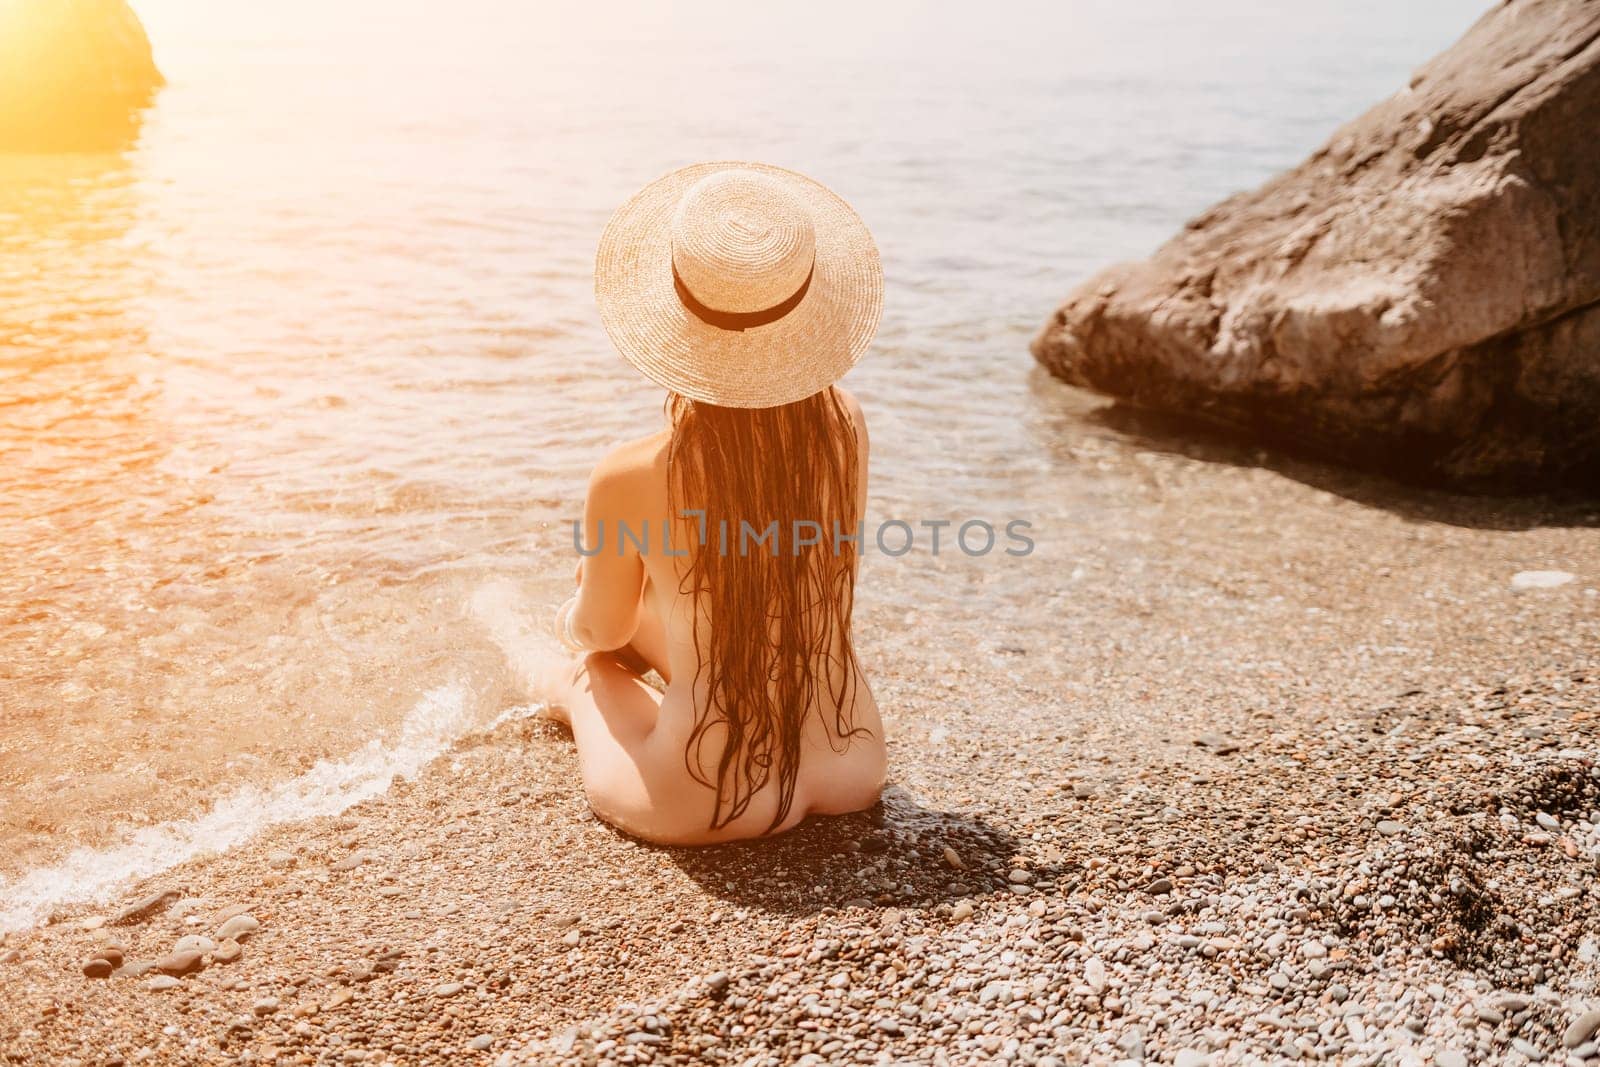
(81, 958, 113, 979)
(0, 0, 164, 151)
(1435, 1051, 1469, 1067)
(111, 889, 181, 927)
(1513, 571, 1577, 591)
(173, 935, 216, 955)
(1146, 878, 1174, 895)
(252, 997, 280, 1016)
(211, 939, 242, 965)
(323, 989, 355, 1012)
(1566, 1006, 1600, 1049)
(435, 982, 464, 998)
(942, 847, 965, 870)
(154, 951, 204, 977)
(469, 1035, 493, 1051)
(146, 975, 180, 992)
(951, 900, 975, 921)
(1376, 820, 1404, 837)
(1173, 1052, 1211, 1067)
(215, 914, 260, 942)
(1031, 0, 1600, 489)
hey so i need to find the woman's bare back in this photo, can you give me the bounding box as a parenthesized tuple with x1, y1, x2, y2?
(537, 387, 884, 845)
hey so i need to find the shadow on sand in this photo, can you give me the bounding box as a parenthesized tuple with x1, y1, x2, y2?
(646, 785, 1025, 918)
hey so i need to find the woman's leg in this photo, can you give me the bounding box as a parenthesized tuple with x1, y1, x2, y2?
(541, 651, 699, 840)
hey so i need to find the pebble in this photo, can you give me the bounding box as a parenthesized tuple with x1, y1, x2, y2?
(1435, 1051, 1468, 1067)
(252, 997, 280, 1016)
(1510, 570, 1575, 590)
(951, 901, 974, 921)
(154, 951, 204, 977)
(80, 958, 113, 979)
(469, 1035, 493, 1051)
(1084, 956, 1107, 994)
(1376, 820, 1404, 836)
(215, 913, 260, 942)
(942, 847, 964, 869)
(1173, 1052, 1210, 1067)
(1146, 878, 1174, 895)
(173, 935, 216, 954)
(211, 939, 242, 965)
(112, 890, 181, 927)
(435, 982, 464, 998)
(145, 976, 180, 992)
(1194, 732, 1240, 754)
(1566, 1007, 1600, 1049)
(1511, 1036, 1544, 1060)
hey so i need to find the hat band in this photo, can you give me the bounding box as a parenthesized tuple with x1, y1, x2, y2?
(671, 262, 814, 333)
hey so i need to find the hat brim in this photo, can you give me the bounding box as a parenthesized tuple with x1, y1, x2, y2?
(595, 162, 883, 409)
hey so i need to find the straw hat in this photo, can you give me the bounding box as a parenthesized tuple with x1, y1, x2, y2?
(595, 162, 883, 409)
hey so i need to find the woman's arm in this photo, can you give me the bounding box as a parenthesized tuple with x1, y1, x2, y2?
(564, 452, 646, 652)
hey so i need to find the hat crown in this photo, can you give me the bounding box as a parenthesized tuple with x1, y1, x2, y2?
(670, 171, 816, 315)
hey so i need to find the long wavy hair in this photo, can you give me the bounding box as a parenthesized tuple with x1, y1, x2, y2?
(666, 385, 870, 832)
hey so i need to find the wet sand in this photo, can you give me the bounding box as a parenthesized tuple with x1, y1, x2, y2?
(3, 408, 1598, 1065)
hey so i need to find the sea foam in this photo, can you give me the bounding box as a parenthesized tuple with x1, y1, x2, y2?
(0, 683, 476, 934)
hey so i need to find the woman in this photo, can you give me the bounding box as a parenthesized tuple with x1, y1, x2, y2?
(534, 163, 887, 846)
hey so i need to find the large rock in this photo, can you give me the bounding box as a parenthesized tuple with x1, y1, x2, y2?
(1032, 0, 1600, 489)
(0, 0, 164, 152)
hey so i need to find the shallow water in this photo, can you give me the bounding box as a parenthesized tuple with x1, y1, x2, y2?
(1, 0, 1494, 924)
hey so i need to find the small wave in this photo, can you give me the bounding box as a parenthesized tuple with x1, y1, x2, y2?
(0, 683, 475, 934)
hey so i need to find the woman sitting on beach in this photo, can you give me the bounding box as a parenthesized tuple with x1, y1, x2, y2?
(534, 163, 887, 846)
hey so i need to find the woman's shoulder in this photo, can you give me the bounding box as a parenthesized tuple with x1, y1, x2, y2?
(833, 386, 869, 451)
(587, 429, 671, 507)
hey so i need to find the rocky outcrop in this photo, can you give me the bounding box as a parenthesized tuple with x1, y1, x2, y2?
(1031, 0, 1600, 489)
(0, 0, 164, 151)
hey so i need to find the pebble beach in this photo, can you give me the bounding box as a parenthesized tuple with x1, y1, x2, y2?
(3, 436, 1598, 1066)
(6, 2, 1598, 1064)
